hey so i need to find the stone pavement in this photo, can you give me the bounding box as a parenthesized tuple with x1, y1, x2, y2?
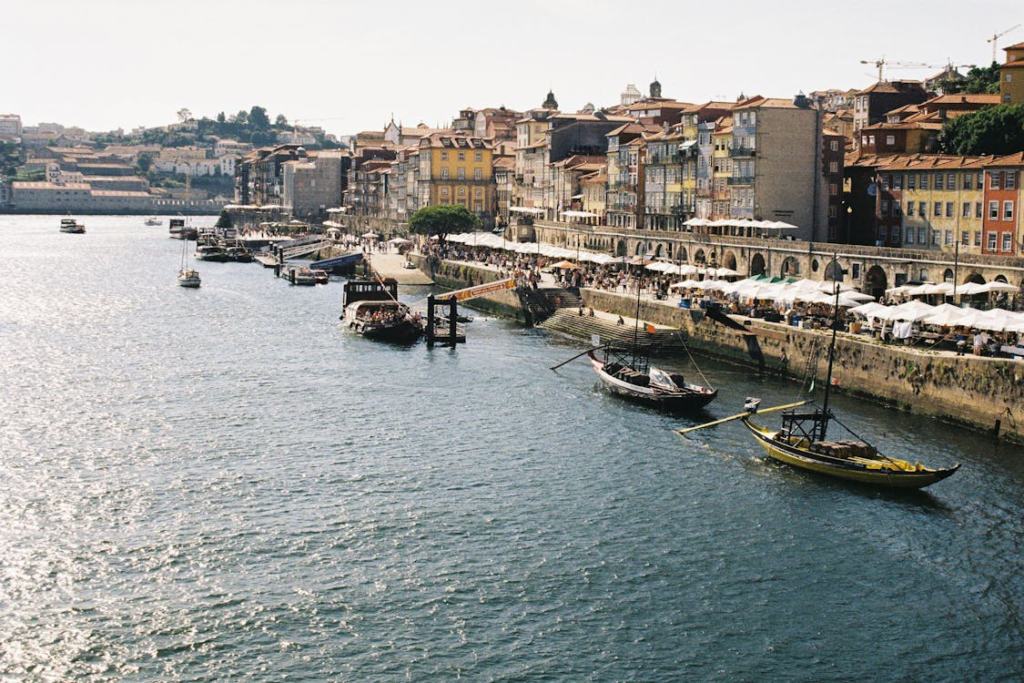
(365, 252, 434, 285)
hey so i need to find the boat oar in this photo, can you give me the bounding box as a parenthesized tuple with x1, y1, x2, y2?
(550, 345, 606, 371)
(676, 400, 810, 438)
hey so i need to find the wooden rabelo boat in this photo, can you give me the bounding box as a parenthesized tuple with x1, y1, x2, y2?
(680, 257, 960, 490)
(340, 277, 423, 344)
(588, 346, 717, 413)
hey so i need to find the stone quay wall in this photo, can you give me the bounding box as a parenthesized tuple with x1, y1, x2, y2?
(580, 289, 1024, 441)
(422, 258, 1024, 441)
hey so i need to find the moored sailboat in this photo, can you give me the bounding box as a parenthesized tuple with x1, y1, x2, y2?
(585, 272, 717, 413)
(177, 238, 201, 288)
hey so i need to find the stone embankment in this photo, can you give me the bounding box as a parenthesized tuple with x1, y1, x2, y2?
(418, 257, 1024, 442)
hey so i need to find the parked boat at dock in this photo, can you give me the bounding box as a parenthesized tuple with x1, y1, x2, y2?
(341, 278, 423, 343)
(195, 244, 230, 262)
(144, 217, 161, 226)
(59, 217, 85, 234)
(168, 218, 198, 240)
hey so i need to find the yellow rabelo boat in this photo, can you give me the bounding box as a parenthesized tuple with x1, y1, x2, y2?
(740, 401, 960, 489)
(680, 257, 960, 490)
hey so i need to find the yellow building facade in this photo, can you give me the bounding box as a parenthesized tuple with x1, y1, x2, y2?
(419, 133, 494, 225)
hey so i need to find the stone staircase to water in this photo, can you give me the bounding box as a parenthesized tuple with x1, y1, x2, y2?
(540, 309, 686, 352)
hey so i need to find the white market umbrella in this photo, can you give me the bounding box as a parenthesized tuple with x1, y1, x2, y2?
(921, 304, 970, 327)
(983, 281, 1020, 293)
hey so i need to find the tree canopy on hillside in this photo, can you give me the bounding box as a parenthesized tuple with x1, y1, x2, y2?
(938, 105, 1024, 155)
(936, 62, 1001, 95)
(408, 204, 481, 244)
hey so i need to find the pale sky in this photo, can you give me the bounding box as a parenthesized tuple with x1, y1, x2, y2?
(5, 0, 1021, 138)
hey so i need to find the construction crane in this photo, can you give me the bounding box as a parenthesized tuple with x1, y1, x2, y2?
(861, 58, 976, 82)
(988, 24, 1021, 63)
(861, 58, 936, 82)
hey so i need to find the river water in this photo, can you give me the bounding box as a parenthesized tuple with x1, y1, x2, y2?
(1, 215, 1022, 681)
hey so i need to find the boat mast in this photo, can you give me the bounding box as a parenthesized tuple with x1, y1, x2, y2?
(819, 255, 842, 441)
(632, 267, 642, 367)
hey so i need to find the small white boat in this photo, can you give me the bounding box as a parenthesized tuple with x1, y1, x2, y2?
(177, 268, 201, 288)
(145, 217, 161, 226)
(177, 239, 201, 288)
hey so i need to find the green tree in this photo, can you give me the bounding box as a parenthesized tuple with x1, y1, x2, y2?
(177, 107, 193, 123)
(408, 204, 481, 245)
(937, 63, 1001, 95)
(215, 209, 234, 228)
(275, 113, 288, 127)
(938, 104, 1024, 155)
(216, 111, 226, 124)
(249, 105, 270, 129)
(232, 110, 249, 126)
(136, 152, 154, 173)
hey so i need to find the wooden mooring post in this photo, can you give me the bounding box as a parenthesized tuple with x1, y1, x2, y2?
(425, 295, 463, 347)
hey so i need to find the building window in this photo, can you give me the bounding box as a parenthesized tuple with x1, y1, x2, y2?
(441, 187, 449, 197)
(975, 231, 982, 247)
(474, 152, 482, 162)
(474, 188, 481, 196)
(934, 202, 942, 217)
(946, 173, 956, 190)
(918, 227, 927, 244)
(921, 174, 930, 190)
(963, 202, 971, 218)
(457, 151, 465, 161)
(830, 140, 839, 152)
(457, 168, 465, 180)
(1004, 200, 1014, 220)
(988, 232, 998, 250)
(881, 199, 889, 215)
(976, 202, 983, 218)
(932, 229, 941, 245)
(908, 174, 916, 190)
(945, 230, 953, 245)
(991, 171, 1001, 189)
(918, 201, 926, 217)
(893, 174, 903, 189)
(1008, 172, 1017, 190)
(441, 168, 449, 179)
(829, 161, 838, 173)
(457, 187, 466, 196)
(907, 202, 915, 217)
(905, 229, 914, 244)
(962, 230, 970, 245)
(885, 134, 895, 146)
(474, 168, 482, 181)
(868, 135, 876, 146)
(1003, 232, 1013, 252)
(989, 200, 999, 219)
(441, 151, 448, 161)
(964, 174, 973, 190)
(829, 182, 837, 196)
(945, 202, 953, 217)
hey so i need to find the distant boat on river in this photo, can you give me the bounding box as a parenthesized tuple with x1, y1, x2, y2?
(59, 217, 85, 234)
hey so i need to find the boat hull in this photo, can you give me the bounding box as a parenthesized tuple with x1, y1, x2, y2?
(743, 419, 959, 489)
(589, 352, 717, 413)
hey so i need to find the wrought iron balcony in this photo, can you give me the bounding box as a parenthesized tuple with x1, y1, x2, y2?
(728, 147, 756, 158)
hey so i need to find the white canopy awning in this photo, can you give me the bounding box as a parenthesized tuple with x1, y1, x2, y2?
(509, 206, 545, 214)
(560, 210, 599, 218)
